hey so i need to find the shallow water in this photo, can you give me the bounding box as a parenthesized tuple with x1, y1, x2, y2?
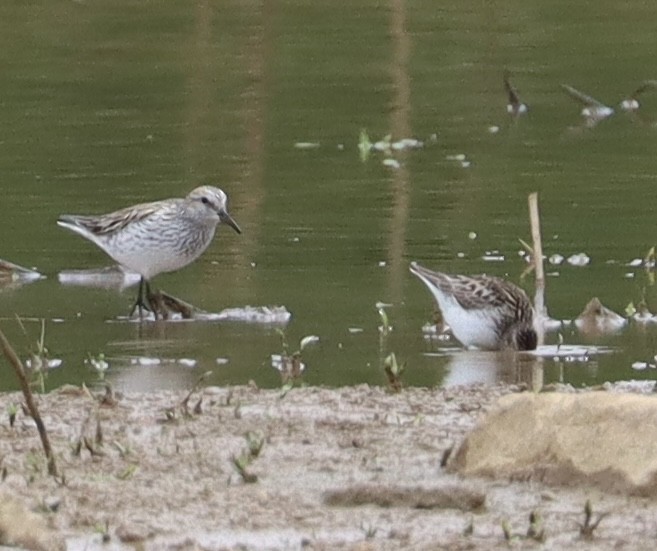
(2, 1, 657, 390)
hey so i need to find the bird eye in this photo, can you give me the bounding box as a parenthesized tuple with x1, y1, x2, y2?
(201, 197, 210, 205)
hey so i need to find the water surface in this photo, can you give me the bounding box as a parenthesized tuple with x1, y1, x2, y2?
(2, 1, 657, 391)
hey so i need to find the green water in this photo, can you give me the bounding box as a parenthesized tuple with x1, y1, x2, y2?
(2, 1, 657, 391)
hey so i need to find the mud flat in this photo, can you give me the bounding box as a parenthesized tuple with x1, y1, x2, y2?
(1, 382, 657, 550)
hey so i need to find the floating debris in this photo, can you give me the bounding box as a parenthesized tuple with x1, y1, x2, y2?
(0, 259, 44, 288)
(630, 302, 657, 324)
(482, 254, 505, 262)
(446, 154, 466, 161)
(631, 361, 652, 371)
(391, 138, 424, 150)
(299, 335, 320, 349)
(548, 254, 565, 265)
(421, 322, 452, 342)
(197, 305, 291, 325)
(575, 298, 626, 335)
(372, 135, 392, 153)
(132, 357, 161, 366)
(627, 258, 643, 267)
(488, 125, 500, 134)
(527, 344, 609, 360)
(468, 232, 477, 240)
(85, 354, 109, 373)
(58, 266, 141, 290)
(378, 261, 386, 267)
(567, 253, 590, 267)
(25, 358, 62, 369)
(382, 158, 401, 169)
(270, 354, 306, 375)
(177, 358, 197, 368)
(348, 327, 364, 334)
(293, 142, 320, 149)
(215, 358, 229, 365)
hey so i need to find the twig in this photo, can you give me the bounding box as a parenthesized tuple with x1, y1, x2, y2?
(528, 192, 545, 320)
(0, 328, 58, 476)
(528, 192, 546, 392)
(180, 370, 212, 415)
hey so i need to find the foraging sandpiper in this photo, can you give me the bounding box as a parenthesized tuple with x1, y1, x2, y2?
(410, 262, 537, 351)
(560, 84, 614, 127)
(58, 185, 241, 319)
(504, 71, 528, 117)
(620, 81, 657, 112)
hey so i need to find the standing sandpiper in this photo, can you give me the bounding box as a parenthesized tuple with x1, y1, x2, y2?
(58, 185, 241, 319)
(410, 262, 537, 351)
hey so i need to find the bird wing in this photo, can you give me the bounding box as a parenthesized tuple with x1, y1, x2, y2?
(629, 80, 657, 98)
(560, 84, 607, 107)
(504, 72, 521, 106)
(447, 275, 532, 320)
(60, 200, 174, 236)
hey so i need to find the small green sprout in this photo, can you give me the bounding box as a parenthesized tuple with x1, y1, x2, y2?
(271, 330, 317, 388)
(384, 352, 406, 392)
(358, 129, 372, 162)
(86, 352, 109, 379)
(501, 519, 514, 542)
(526, 510, 545, 542)
(7, 403, 18, 428)
(231, 432, 265, 484)
(579, 499, 608, 539)
(245, 431, 265, 459)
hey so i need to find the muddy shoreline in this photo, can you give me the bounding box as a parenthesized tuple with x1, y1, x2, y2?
(1, 382, 657, 550)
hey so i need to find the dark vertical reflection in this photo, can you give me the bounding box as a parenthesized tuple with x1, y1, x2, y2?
(184, 0, 213, 177)
(231, 0, 271, 303)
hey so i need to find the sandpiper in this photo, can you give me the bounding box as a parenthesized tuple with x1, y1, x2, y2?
(410, 262, 537, 351)
(620, 81, 657, 112)
(560, 84, 614, 127)
(58, 185, 241, 319)
(504, 71, 528, 117)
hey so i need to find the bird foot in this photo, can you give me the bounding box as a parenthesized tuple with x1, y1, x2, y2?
(130, 287, 197, 321)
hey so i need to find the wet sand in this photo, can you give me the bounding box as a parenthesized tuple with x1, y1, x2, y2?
(1, 382, 656, 550)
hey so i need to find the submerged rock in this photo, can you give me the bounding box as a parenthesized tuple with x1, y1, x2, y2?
(575, 297, 627, 335)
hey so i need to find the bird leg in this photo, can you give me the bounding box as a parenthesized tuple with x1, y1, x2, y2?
(130, 278, 153, 320)
(130, 279, 196, 321)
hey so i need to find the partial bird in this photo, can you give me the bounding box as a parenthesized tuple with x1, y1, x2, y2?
(410, 262, 537, 351)
(58, 185, 241, 319)
(561, 84, 614, 127)
(620, 80, 657, 112)
(504, 71, 528, 117)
